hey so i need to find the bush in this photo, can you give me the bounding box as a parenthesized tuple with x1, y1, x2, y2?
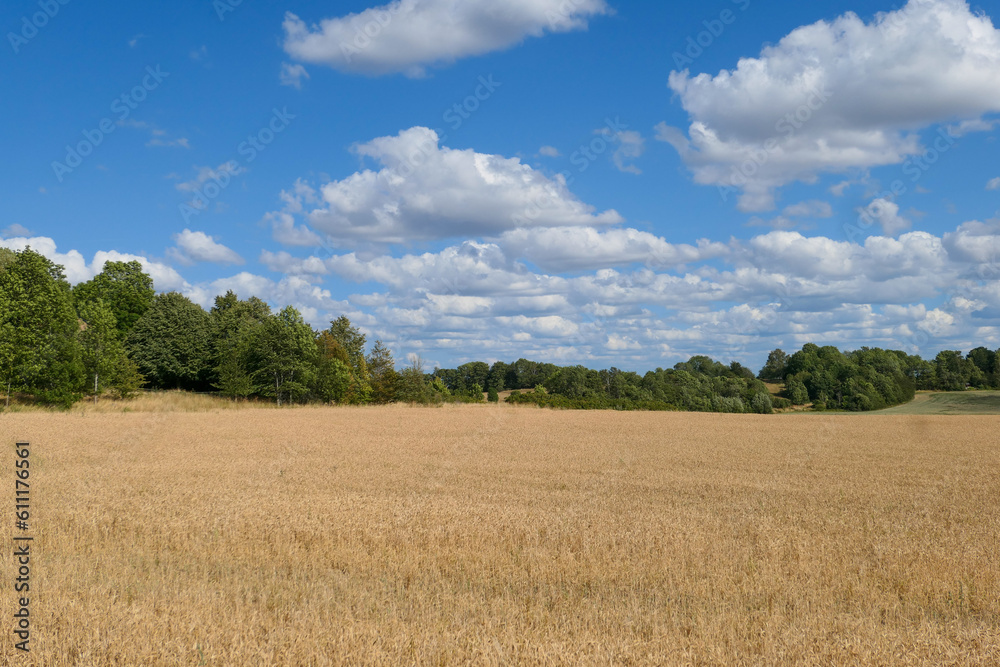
(812, 401, 826, 411)
(487, 387, 499, 403)
(771, 396, 792, 410)
(750, 393, 773, 414)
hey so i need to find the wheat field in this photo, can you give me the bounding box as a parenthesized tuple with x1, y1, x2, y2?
(1, 403, 998, 665)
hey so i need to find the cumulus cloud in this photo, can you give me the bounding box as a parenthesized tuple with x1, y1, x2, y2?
(168, 229, 244, 266)
(497, 227, 728, 272)
(659, 0, 1000, 211)
(538, 145, 561, 158)
(267, 127, 622, 246)
(942, 219, 1000, 264)
(249, 216, 1000, 367)
(0, 236, 187, 290)
(282, 0, 610, 77)
(860, 198, 912, 236)
(987, 176, 1000, 190)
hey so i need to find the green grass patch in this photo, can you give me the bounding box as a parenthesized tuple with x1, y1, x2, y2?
(873, 391, 1000, 415)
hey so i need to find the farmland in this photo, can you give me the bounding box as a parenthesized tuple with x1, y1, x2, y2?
(873, 390, 1000, 415)
(2, 404, 999, 665)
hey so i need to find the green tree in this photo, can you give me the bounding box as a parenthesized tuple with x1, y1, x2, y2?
(487, 361, 509, 391)
(0, 248, 84, 407)
(367, 339, 399, 404)
(0, 247, 15, 274)
(127, 292, 213, 390)
(72, 260, 154, 337)
(78, 298, 137, 402)
(487, 386, 499, 403)
(246, 306, 317, 406)
(967, 347, 998, 388)
(327, 316, 371, 403)
(457, 362, 489, 392)
(932, 350, 970, 391)
(209, 292, 271, 399)
(313, 333, 353, 404)
(784, 378, 810, 405)
(758, 349, 789, 382)
(397, 356, 433, 404)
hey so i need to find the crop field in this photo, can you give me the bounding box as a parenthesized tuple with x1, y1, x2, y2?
(2, 404, 999, 665)
(873, 391, 1000, 415)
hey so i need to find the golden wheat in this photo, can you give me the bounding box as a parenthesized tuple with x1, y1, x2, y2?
(1, 403, 998, 665)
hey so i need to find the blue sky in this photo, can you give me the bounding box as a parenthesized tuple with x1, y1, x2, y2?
(3, 0, 1000, 371)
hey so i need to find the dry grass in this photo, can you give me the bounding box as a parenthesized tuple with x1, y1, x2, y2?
(1, 404, 998, 665)
(1, 390, 280, 415)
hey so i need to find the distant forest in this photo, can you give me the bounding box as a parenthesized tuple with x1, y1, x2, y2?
(2, 247, 998, 411)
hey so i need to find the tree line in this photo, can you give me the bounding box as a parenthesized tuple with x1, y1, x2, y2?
(2, 247, 998, 411)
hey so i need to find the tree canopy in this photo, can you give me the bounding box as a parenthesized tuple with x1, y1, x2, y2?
(2, 246, 999, 411)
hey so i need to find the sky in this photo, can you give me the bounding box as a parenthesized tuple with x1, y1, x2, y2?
(3, 0, 1000, 372)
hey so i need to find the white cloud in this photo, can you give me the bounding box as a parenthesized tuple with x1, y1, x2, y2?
(240, 215, 1000, 365)
(749, 200, 834, 229)
(782, 200, 833, 219)
(176, 162, 242, 193)
(947, 118, 998, 136)
(942, 219, 1000, 264)
(119, 120, 190, 149)
(147, 136, 190, 149)
(168, 229, 244, 266)
(1, 224, 31, 238)
(497, 227, 727, 272)
(282, 0, 610, 77)
(0, 236, 187, 290)
(268, 127, 622, 245)
(987, 176, 1000, 190)
(610, 130, 645, 175)
(538, 145, 561, 158)
(660, 0, 1000, 211)
(268, 212, 324, 247)
(830, 180, 853, 197)
(15, 215, 1000, 368)
(861, 198, 911, 236)
(279, 62, 310, 89)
